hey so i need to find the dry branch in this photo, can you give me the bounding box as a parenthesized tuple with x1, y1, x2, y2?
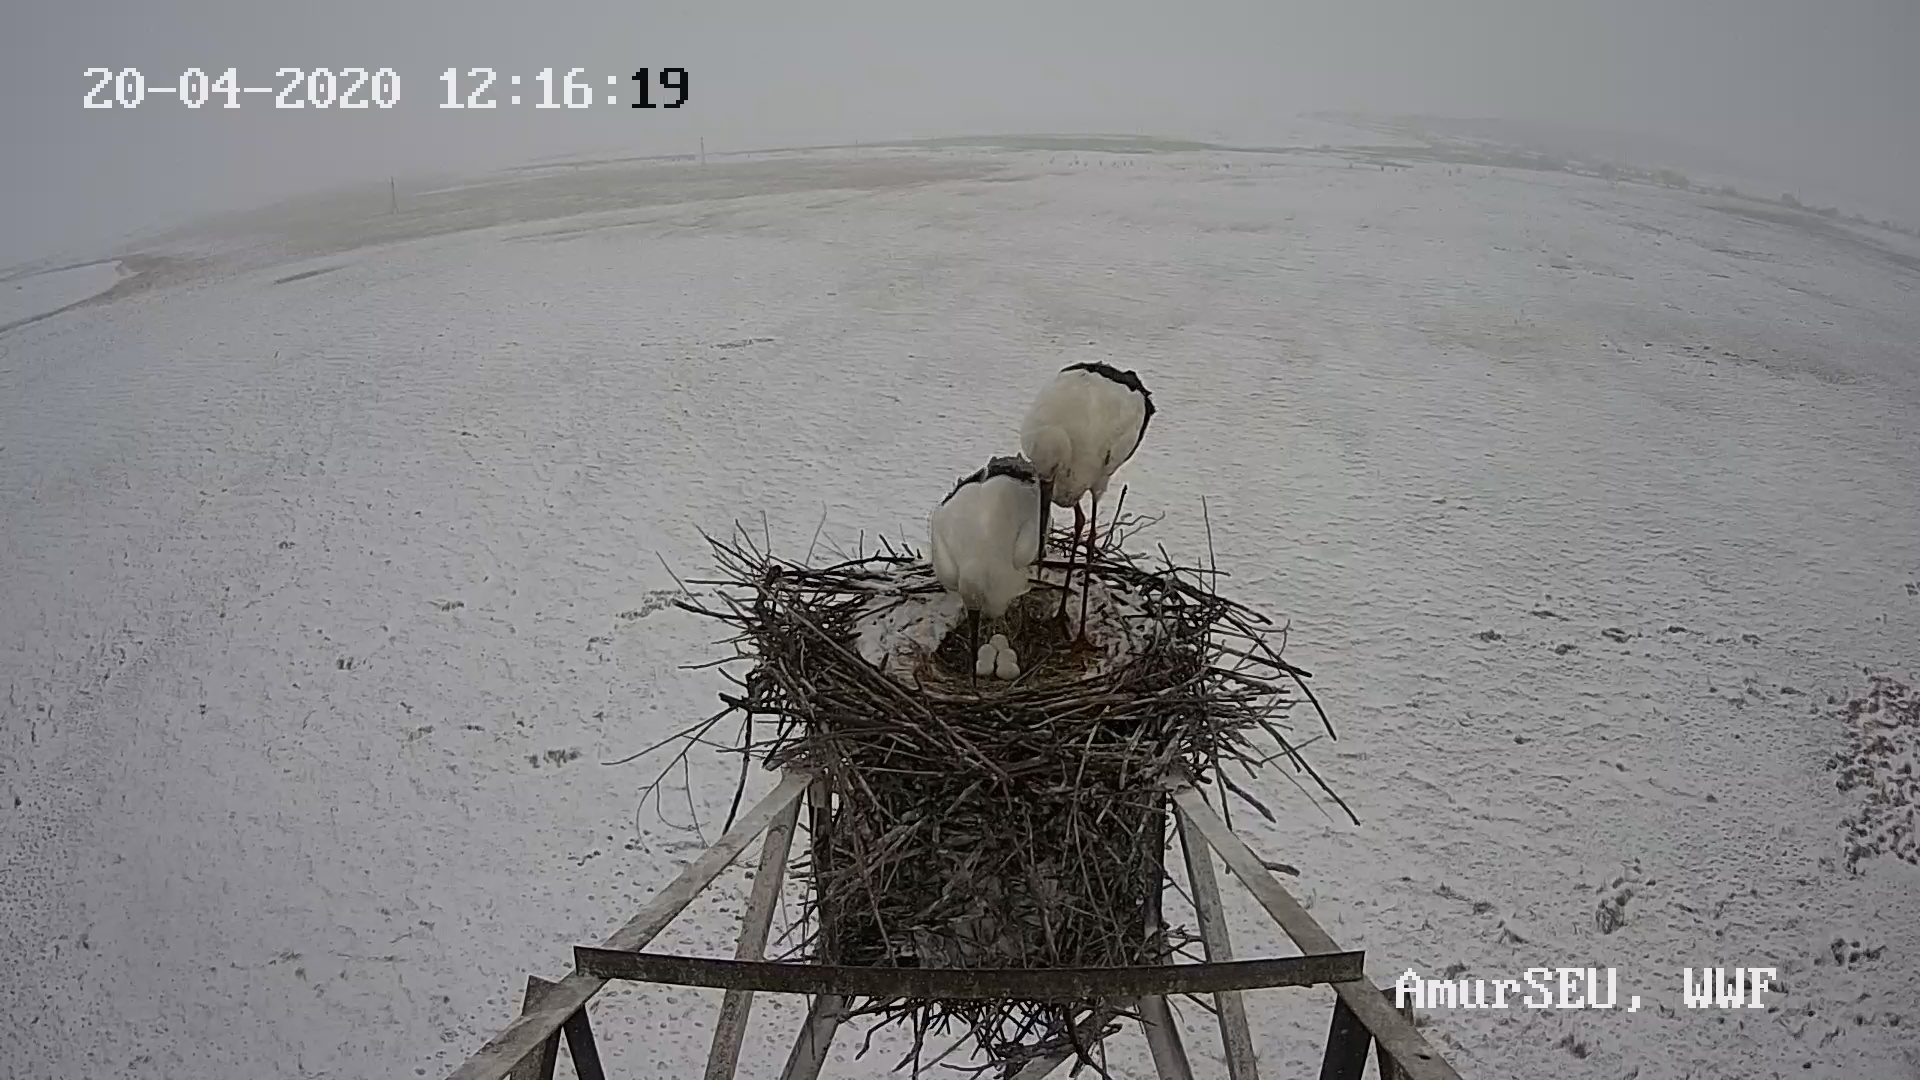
(647, 513, 1344, 1076)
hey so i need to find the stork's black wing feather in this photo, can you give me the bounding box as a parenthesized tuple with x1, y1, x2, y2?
(941, 455, 1037, 504)
(1060, 361, 1156, 433)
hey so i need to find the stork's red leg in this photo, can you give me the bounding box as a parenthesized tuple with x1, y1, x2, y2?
(1086, 490, 1101, 562)
(1057, 502, 1084, 622)
(1079, 490, 1099, 642)
(969, 607, 981, 688)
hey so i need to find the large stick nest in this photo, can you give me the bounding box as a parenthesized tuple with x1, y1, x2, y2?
(667, 510, 1349, 1076)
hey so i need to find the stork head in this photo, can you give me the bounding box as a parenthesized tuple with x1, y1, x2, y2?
(1024, 426, 1073, 504)
(943, 455, 1041, 509)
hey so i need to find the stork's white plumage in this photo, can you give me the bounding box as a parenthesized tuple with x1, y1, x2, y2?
(929, 455, 1048, 681)
(1019, 362, 1154, 635)
(1021, 363, 1155, 511)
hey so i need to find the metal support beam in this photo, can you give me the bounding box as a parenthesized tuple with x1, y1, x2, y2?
(1139, 995, 1195, 1080)
(1318, 992, 1373, 1080)
(1169, 779, 1463, 1080)
(445, 770, 812, 1080)
(1377, 984, 1418, 1080)
(559, 1005, 606, 1080)
(513, 976, 606, 1080)
(703, 789, 804, 1080)
(505, 977, 559, 1080)
(778, 777, 843, 1080)
(1178, 807, 1260, 1080)
(450, 764, 1469, 1080)
(1138, 799, 1195, 1080)
(777, 993, 844, 1080)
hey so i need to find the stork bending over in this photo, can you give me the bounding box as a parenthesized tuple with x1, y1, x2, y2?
(929, 455, 1049, 683)
(1020, 362, 1154, 639)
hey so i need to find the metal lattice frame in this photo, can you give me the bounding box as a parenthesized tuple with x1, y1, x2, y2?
(445, 768, 1463, 1080)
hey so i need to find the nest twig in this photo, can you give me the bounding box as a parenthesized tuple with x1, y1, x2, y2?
(634, 511, 1347, 1076)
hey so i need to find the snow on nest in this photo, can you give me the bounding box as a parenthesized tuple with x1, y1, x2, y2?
(852, 561, 1157, 682)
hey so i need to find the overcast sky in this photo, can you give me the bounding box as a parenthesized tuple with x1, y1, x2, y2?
(3, 0, 1916, 266)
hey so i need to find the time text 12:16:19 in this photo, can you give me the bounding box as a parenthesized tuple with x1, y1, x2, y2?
(439, 67, 688, 109)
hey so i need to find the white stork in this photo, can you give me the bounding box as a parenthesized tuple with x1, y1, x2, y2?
(1019, 362, 1154, 636)
(929, 454, 1049, 681)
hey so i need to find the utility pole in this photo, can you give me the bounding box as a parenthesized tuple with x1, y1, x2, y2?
(699, 137, 705, 166)
(389, 177, 397, 214)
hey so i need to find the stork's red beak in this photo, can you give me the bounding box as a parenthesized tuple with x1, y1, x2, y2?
(1037, 479, 1054, 556)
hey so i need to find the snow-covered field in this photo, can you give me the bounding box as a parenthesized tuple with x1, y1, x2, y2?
(3, 137, 1918, 1080)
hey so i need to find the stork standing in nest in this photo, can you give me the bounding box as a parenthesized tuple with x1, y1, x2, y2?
(929, 455, 1049, 682)
(1020, 362, 1154, 638)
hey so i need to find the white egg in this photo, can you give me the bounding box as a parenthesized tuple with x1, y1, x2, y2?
(975, 642, 999, 678)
